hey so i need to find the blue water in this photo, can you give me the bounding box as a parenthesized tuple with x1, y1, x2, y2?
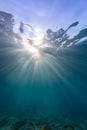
(0, 41, 87, 123)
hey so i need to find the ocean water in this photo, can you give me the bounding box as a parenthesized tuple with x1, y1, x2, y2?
(0, 40, 87, 129)
(0, 0, 87, 127)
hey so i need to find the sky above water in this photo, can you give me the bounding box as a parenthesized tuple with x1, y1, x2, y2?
(0, 0, 87, 35)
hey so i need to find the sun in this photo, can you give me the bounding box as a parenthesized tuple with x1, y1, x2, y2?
(28, 46, 38, 54)
(21, 27, 45, 54)
(31, 27, 44, 46)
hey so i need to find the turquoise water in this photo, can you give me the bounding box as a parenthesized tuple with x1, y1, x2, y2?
(0, 3, 87, 128)
(0, 41, 87, 129)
